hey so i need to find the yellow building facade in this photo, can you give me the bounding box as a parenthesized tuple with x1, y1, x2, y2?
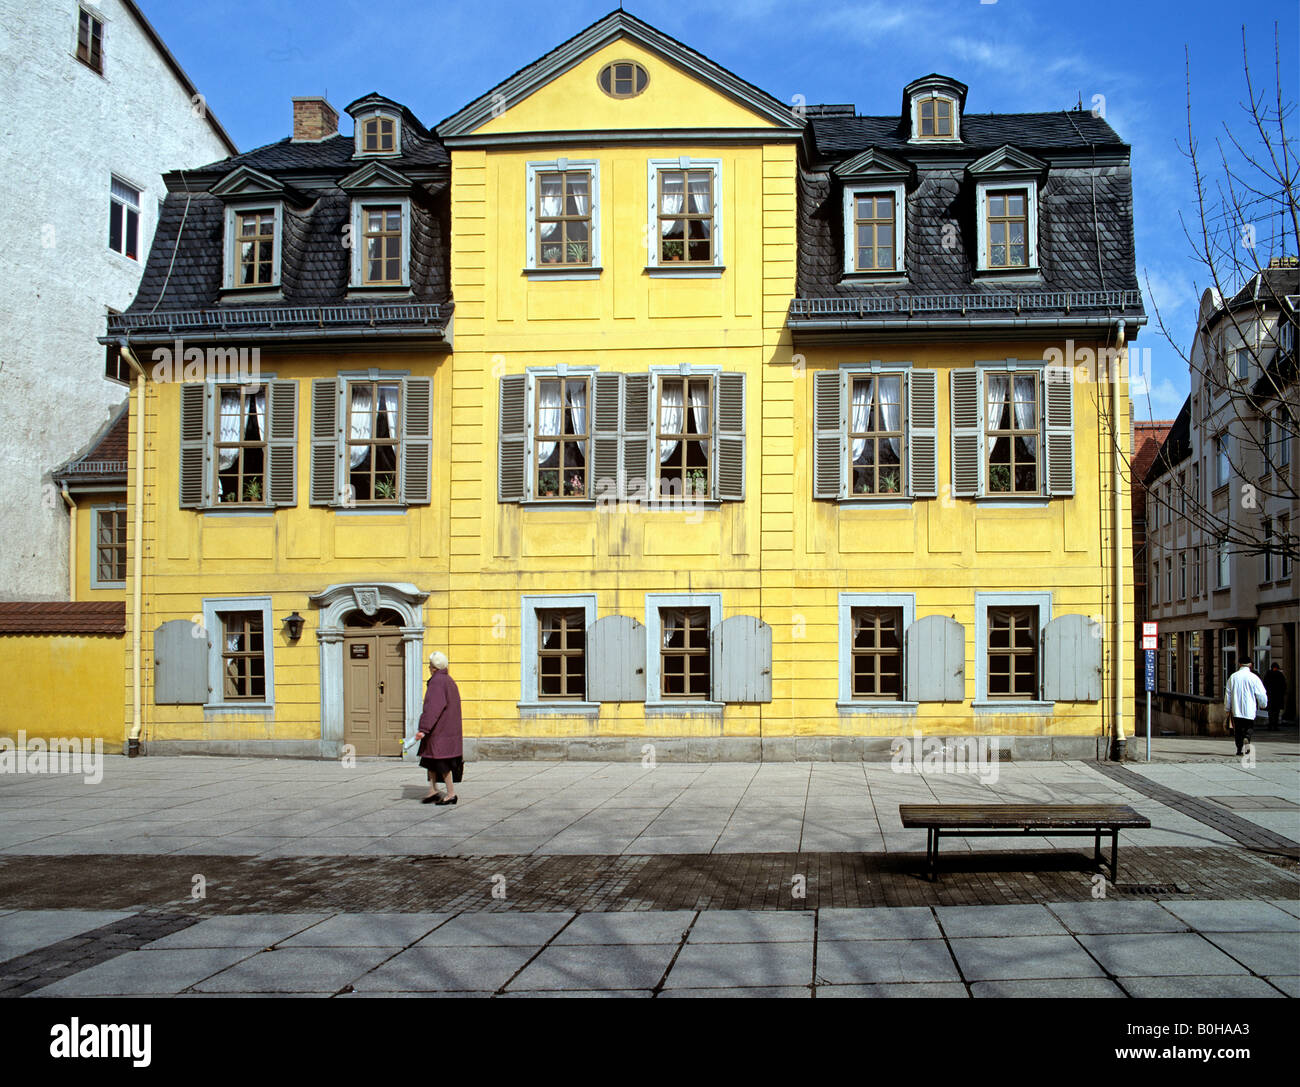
(100, 12, 1142, 760)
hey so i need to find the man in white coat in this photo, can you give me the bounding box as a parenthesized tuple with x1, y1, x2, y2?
(1224, 661, 1268, 756)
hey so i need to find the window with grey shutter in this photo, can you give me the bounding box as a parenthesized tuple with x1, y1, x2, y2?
(266, 381, 298, 507)
(586, 614, 646, 702)
(154, 619, 210, 704)
(401, 376, 433, 504)
(1043, 366, 1075, 496)
(711, 614, 772, 703)
(179, 384, 207, 508)
(904, 615, 965, 701)
(907, 370, 938, 497)
(1042, 613, 1101, 701)
(498, 374, 527, 502)
(813, 369, 845, 499)
(623, 373, 652, 503)
(590, 372, 623, 502)
(950, 369, 982, 497)
(713, 372, 745, 501)
(309, 379, 339, 505)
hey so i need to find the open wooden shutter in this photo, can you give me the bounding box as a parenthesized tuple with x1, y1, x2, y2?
(266, 380, 298, 507)
(711, 614, 772, 703)
(713, 372, 745, 502)
(813, 369, 845, 499)
(153, 619, 211, 704)
(497, 374, 527, 502)
(1043, 366, 1075, 496)
(401, 376, 433, 505)
(904, 615, 965, 702)
(1042, 613, 1102, 701)
(586, 615, 646, 702)
(907, 369, 938, 498)
(950, 369, 982, 497)
(590, 372, 623, 503)
(623, 373, 652, 502)
(309, 378, 338, 505)
(178, 383, 207, 509)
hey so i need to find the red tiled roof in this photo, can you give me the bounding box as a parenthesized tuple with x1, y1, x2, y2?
(0, 601, 126, 635)
(53, 405, 129, 485)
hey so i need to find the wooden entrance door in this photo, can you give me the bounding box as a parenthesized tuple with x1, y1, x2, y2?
(342, 612, 405, 757)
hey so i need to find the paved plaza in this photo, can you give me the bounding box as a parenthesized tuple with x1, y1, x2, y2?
(1, 737, 1296, 997)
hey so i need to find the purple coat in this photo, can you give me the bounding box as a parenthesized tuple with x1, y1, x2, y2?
(417, 669, 462, 759)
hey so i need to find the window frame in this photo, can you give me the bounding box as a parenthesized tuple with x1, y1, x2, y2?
(532, 373, 592, 502)
(223, 203, 282, 290)
(108, 175, 141, 261)
(841, 184, 906, 276)
(525, 159, 600, 273)
(646, 158, 723, 272)
(349, 197, 411, 289)
(974, 591, 1052, 708)
(519, 594, 597, 709)
(353, 110, 402, 157)
(213, 382, 270, 506)
(343, 377, 403, 506)
(644, 593, 722, 709)
(1214, 433, 1230, 488)
(520, 367, 597, 504)
(1217, 537, 1231, 588)
(847, 371, 907, 498)
(837, 593, 916, 711)
(911, 93, 959, 141)
(985, 369, 1041, 496)
(75, 4, 105, 74)
(655, 372, 714, 502)
(90, 503, 127, 589)
(597, 60, 649, 99)
(974, 180, 1038, 274)
(202, 596, 275, 712)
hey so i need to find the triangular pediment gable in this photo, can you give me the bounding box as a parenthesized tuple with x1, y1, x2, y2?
(339, 160, 414, 192)
(437, 10, 802, 138)
(967, 145, 1047, 178)
(209, 165, 293, 201)
(834, 148, 912, 181)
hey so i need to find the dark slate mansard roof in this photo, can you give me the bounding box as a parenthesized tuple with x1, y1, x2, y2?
(107, 99, 451, 347)
(794, 106, 1145, 330)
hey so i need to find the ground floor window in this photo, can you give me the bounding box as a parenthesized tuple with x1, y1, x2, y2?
(1221, 628, 1237, 683)
(93, 506, 127, 587)
(220, 611, 265, 701)
(987, 606, 1039, 699)
(659, 606, 711, 698)
(851, 607, 903, 699)
(537, 607, 586, 700)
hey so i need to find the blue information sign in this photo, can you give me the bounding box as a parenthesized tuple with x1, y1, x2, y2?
(1143, 649, 1156, 693)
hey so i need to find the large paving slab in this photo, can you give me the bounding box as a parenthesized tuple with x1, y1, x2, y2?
(0, 909, 136, 960)
(1077, 933, 1251, 977)
(506, 943, 679, 991)
(30, 947, 256, 996)
(949, 936, 1106, 981)
(664, 941, 813, 988)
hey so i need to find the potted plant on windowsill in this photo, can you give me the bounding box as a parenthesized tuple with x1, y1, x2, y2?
(374, 475, 398, 501)
(879, 470, 900, 495)
(663, 240, 684, 263)
(243, 478, 262, 503)
(854, 478, 871, 495)
(541, 244, 562, 265)
(566, 242, 588, 264)
(538, 469, 559, 497)
(686, 467, 708, 498)
(988, 464, 1012, 493)
(564, 472, 585, 498)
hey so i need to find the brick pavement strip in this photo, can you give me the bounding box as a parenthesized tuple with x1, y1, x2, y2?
(0, 847, 1293, 918)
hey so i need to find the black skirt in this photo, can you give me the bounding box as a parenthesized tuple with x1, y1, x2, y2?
(420, 756, 463, 782)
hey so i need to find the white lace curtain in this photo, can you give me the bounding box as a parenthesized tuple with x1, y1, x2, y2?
(688, 173, 710, 214)
(987, 374, 1033, 432)
(659, 381, 683, 463)
(218, 387, 265, 470)
(879, 376, 900, 458)
(349, 385, 398, 468)
(566, 381, 587, 465)
(539, 175, 562, 242)
(660, 607, 690, 648)
(851, 378, 901, 463)
(688, 381, 708, 459)
(537, 380, 563, 467)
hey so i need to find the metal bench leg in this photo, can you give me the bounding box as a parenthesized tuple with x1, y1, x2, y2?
(1094, 828, 1101, 868)
(931, 828, 940, 882)
(1110, 828, 1119, 884)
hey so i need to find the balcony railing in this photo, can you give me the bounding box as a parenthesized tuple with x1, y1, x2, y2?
(789, 289, 1144, 319)
(107, 303, 448, 335)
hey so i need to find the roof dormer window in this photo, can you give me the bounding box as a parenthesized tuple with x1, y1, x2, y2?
(354, 111, 401, 156)
(903, 75, 966, 143)
(917, 96, 953, 138)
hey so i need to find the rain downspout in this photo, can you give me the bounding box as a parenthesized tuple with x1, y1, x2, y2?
(121, 343, 146, 757)
(60, 484, 75, 602)
(1111, 320, 1127, 756)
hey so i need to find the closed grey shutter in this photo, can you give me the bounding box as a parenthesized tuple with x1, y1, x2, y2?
(711, 614, 772, 703)
(907, 370, 938, 498)
(401, 376, 433, 505)
(1043, 366, 1075, 496)
(154, 618, 210, 704)
(178, 384, 207, 508)
(266, 380, 297, 507)
(950, 369, 982, 497)
(713, 371, 745, 501)
(586, 615, 646, 702)
(309, 378, 338, 505)
(498, 374, 527, 502)
(813, 369, 844, 499)
(590, 372, 623, 502)
(904, 615, 965, 702)
(1042, 613, 1102, 701)
(623, 373, 651, 502)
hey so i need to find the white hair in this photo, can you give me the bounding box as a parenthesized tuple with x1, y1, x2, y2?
(429, 651, 449, 671)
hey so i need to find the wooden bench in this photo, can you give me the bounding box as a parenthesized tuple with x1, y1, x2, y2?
(898, 804, 1151, 883)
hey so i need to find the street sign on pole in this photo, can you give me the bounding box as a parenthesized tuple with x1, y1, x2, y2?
(1144, 647, 1156, 763)
(1141, 620, 1158, 651)
(1144, 649, 1156, 693)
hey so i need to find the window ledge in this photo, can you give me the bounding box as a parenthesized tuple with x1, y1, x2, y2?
(972, 270, 1042, 282)
(837, 701, 919, 715)
(517, 701, 600, 716)
(645, 266, 725, 278)
(333, 505, 410, 515)
(839, 499, 913, 509)
(644, 701, 724, 715)
(972, 701, 1054, 714)
(218, 288, 283, 302)
(840, 273, 908, 285)
(204, 704, 274, 718)
(975, 497, 1050, 508)
(524, 267, 603, 280)
(202, 507, 274, 516)
(345, 287, 413, 300)
(521, 500, 596, 510)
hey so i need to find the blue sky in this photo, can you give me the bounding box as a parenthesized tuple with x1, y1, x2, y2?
(143, 0, 1297, 421)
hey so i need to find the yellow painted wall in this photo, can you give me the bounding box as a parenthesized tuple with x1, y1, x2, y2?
(0, 634, 125, 744)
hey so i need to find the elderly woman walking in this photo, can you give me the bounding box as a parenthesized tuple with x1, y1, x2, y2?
(416, 651, 463, 805)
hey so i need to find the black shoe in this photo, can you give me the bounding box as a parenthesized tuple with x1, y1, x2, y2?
(421, 794, 440, 804)
(435, 795, 458, 806)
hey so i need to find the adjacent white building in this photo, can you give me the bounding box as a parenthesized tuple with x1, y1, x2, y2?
(0, 0, 235, 598)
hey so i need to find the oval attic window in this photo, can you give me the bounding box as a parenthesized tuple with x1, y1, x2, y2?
(598, 60, 648, 99)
